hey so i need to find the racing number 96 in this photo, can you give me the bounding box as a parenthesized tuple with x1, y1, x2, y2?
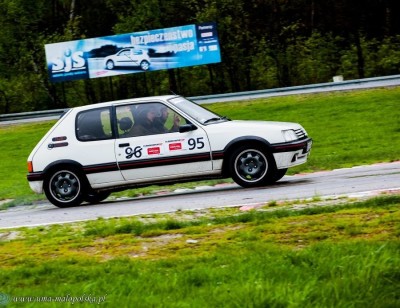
(188, 137, 205, 150)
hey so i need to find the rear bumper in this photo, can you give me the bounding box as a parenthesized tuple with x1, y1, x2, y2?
(28, 180, 43, 194)
(27, 172, 44, 194)
(27, 172, 44, 181)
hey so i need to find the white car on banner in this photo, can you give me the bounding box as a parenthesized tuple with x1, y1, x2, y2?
(27, 96, 312, 208)
(104, 47, 151, 71)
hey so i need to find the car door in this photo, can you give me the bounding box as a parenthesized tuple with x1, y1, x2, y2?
(115, 49, 134, 67)
(74, 106, 125, 185)
(114, 101, 212, 182)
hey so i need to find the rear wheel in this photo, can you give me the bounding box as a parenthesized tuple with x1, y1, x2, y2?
(44, 168, 85, 208)
(106, 60, 115, 70)
(84, 191, 111, 204)
(229, 146, 276, 188)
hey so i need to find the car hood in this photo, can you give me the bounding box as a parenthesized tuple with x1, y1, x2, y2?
(203, 120, 305, 145)
(215, 120, 302, 130)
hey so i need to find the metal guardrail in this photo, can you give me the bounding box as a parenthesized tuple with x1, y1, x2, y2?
(0, 108, 68, 122)
(1, 74, 400, 122)
(191, 74, 400, 104)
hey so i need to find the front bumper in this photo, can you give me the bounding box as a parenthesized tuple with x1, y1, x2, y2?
(271, 138, 312, 169)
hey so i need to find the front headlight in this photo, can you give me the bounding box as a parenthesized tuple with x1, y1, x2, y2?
(282, 129, 297, 142)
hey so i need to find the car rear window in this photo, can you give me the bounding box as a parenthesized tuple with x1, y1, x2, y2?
(76, 107, 113, 141)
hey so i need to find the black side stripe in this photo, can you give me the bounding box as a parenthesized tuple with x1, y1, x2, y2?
(27, 151, 225, 182)
(212, 151, 224, 160)
(118, 153, 212, 170)
(83, 162, 119, 174)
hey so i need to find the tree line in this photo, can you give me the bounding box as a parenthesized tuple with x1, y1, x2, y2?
(1, 0, 400, 113)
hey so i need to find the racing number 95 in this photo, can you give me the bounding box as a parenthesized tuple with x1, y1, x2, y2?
(188, 137, 205, 150)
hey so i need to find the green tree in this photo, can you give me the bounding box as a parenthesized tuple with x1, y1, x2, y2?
(2, 0, 400, 113)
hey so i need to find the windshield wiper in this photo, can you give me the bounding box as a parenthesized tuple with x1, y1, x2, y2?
(204, 117, 221, 124)
(203, 116, 230, 124)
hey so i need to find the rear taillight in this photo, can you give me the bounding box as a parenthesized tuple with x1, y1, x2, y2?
(27, 161, 33, 173)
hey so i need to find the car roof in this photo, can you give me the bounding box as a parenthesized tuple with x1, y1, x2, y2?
(73, 95, 179, 112)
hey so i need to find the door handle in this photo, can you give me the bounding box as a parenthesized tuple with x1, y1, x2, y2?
(119, 143, 130, 148)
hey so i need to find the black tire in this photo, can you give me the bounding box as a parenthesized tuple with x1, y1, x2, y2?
(229, 146, 276, 188)
(106, 60, 115, 70)
(44, 168, 85, 208)
(268, 168, 288, 184)
(140, 60, 150, 71)
(84, 191, 111, 204)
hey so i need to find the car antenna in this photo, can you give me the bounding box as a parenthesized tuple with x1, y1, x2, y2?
(170, 89, 179, 96)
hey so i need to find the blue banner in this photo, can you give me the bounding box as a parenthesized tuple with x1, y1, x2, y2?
(45, 22, 221, 83)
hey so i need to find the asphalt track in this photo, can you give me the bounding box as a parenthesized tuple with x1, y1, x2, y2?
(0, 161, 399, 229)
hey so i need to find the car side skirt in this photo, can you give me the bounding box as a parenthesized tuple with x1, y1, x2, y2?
(27, 138, 311, 183)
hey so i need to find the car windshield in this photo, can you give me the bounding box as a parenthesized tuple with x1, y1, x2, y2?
(168, 96, 228, 125)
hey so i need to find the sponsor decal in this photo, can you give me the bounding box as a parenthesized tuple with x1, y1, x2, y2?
(169, 143, 182, 151)
(147, 147, 161, 155)
(144, 143, 163, 147)
(166, 138, 185, 143)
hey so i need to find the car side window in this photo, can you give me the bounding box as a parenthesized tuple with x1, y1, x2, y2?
(76, 107, 113, 141)
(116, 102, 185, 138)
(120, 50, 130, 56)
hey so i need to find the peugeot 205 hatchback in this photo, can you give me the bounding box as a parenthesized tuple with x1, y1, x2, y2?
(27, 95, 312, 208)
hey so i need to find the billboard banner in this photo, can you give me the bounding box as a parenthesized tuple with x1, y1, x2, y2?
(45, 22, 221, 83)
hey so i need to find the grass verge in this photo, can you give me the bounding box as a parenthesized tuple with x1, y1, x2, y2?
(0, 195, 399, 306)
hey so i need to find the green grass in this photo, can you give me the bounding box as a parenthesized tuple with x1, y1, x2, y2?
(0, 195, 399, 307)
(210, 87, 400, 172)
(0, 122, 54, 202)
(0, 87, 399, 203)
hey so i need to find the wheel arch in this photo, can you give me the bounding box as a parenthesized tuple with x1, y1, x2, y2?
(221, 136, 275, 176)
(43, 159, 91, 188)
(42, 160, 92, 208)
(44, 159, 83, 173)
(105, 59, 115, 69)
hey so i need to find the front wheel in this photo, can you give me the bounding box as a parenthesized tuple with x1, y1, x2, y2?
(140, 60, 150, 71)
(229, 146, 276, 188)
(44, 168, 85, 208)
(270, 168, 287, 183)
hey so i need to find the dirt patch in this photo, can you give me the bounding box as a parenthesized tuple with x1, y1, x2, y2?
(0, 231, 21, 241)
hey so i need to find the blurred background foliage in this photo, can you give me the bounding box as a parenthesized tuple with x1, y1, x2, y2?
(1, 0, 400, 113)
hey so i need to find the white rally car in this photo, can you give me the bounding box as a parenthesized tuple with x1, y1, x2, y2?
(27, 95, 312, 208)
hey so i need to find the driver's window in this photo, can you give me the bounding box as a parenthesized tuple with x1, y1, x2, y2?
(116, 103, 186, 138)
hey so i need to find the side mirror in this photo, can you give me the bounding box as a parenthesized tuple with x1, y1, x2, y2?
(179, 123, 197, 133)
